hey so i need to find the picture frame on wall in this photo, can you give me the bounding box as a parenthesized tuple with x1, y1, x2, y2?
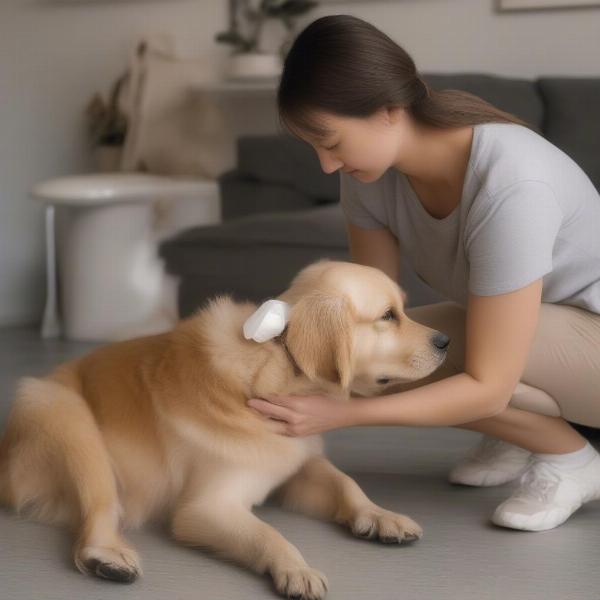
(498, 0, 600, 10)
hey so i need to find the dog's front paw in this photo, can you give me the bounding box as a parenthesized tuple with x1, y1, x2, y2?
(271, 565, 328, 599)
(349, 506, 423, 545)
(74, 543, 142, 583)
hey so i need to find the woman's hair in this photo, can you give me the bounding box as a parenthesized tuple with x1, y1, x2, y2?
(278, 15, 529, 139)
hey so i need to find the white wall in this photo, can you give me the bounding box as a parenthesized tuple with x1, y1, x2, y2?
(1, 0, 599, 327)
(0, 0, 229, 327)
(313, 0, 600, 78)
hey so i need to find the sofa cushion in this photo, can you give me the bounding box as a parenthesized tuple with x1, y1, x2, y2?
(538, 77, 600, 191)
(161, 204, 348, 315)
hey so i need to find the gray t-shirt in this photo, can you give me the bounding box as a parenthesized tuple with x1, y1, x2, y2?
(340, 123, 600, 314)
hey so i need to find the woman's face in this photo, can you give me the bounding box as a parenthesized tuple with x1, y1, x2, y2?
(294, 107, 414, 183)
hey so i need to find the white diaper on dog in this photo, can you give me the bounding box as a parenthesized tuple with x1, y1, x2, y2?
(243, 299, 290, 343)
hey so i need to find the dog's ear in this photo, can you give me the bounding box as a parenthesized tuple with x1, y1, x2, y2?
(285, 292, 354, 389)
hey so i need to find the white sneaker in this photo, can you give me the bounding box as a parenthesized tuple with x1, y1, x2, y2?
(491, 450, 600, 531)
(448, 435, 533, 487)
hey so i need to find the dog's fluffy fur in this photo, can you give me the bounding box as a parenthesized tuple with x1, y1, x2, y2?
(0, 260, 448, 599)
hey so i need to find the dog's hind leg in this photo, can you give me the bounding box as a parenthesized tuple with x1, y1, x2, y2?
(2, 377, 141, 583)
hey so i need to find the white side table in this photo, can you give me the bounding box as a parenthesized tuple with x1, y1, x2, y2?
(32, 174, 220, 341)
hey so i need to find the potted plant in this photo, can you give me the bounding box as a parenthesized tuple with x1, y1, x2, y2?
(216, 0, 318, 80)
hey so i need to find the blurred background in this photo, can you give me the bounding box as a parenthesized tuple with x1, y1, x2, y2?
(1, 0, 599, 339)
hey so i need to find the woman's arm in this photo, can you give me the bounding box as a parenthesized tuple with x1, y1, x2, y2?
(349, 278, 544, 428)
(248, 279, 544, 435)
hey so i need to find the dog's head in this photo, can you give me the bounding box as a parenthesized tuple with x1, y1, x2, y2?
(279, 260, 449, 396)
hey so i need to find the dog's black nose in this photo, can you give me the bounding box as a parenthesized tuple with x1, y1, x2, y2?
(431, 332, 450, 350)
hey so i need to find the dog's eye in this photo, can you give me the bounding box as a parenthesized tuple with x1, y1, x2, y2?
(376, 377, 390, 385)
(381, 309, 397, 321)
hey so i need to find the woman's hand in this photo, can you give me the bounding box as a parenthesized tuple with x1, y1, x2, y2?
(247, 393, 358, 437)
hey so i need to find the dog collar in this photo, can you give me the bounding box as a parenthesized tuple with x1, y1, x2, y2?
(274, 329, 303, 377)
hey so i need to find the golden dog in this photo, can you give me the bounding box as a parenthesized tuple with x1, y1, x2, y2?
(0, 260, 449, 599)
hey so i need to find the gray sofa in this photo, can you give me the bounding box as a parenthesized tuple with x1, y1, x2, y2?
(159, 74, 600, 317)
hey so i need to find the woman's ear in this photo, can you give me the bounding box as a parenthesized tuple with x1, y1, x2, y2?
(385, 105, 406, 125)
(285, 292, 354, 389)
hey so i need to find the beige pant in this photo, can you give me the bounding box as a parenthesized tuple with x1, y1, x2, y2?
(401, 302, 600, 428)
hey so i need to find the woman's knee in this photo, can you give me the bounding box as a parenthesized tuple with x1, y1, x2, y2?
(519, 303, 600, 427)
(508, 382, 562, 417)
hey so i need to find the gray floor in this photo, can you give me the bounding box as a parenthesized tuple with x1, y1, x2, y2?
(1, 327, 599, 600)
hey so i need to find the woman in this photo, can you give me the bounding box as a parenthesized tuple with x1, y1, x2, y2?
(247, 15, 600, 532)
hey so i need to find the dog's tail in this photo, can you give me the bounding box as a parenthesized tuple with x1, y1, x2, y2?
(1, 377, 121, 529)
